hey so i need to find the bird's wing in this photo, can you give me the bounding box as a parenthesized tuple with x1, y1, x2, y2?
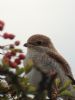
(46, 50, 74, 80)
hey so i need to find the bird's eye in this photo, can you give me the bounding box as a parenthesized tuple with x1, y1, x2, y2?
(36, 41, 42, 45)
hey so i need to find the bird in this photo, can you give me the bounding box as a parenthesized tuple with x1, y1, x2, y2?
(24, 34, 75, 99)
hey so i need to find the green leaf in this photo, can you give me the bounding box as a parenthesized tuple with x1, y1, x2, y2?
(16, 67, 25, 75)
(27, 85, 36, 93)
(59, 90, 73, 97)
(24, 59, 33, 74)
(59, 80, 72, 92)
(55, 78, 61, 87)
(16, 59, 33, 75)
(20, 77, 29, 86)
(73, 85, 75, 90)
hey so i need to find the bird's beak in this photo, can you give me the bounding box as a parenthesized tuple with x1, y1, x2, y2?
(24, 43, 34, 47)
(24, 43, 28, 47)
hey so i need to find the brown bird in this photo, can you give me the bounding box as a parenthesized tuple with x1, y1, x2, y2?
(24, 34, 75, 99)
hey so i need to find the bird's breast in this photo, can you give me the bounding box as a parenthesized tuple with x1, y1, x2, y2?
(24, 50, 66, 86)
(26, 50, 54, 73)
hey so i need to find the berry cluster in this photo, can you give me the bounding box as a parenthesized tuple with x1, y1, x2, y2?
(0, 20, 25, 69)
(2, 33, 15, 39)
(3, 52, 25, 68)
(2, 40, 25, 68)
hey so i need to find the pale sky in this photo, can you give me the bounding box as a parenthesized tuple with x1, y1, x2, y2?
(0, 0, 75, 77)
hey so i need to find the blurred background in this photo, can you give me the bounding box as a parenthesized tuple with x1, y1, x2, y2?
(0, 0, 75, 76)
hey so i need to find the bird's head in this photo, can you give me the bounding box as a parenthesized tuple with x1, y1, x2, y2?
(24, 34, 56, 52)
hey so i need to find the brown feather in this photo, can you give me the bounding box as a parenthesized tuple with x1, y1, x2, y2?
(47, 51, 74, 80)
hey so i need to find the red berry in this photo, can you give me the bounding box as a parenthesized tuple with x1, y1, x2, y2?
(3, 33, 9, 39)
(19, 54, 25, 60)
(0, 20, 4, 31)
(15, 41, 20, 46)
(5, 52, 12, 59)
(9, 61, 17, 68)
(9, 34, 15, 39)
(15, 58, 21, 65)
